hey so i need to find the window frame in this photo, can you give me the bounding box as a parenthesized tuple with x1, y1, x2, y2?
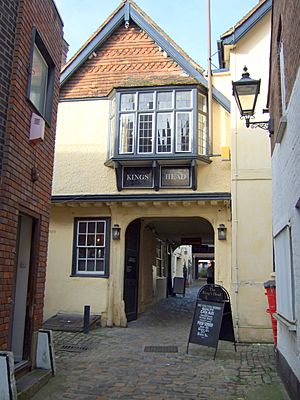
(115, 87, 199, 158)
(72, 217, 111, 278)
(26, 28, 55, 125)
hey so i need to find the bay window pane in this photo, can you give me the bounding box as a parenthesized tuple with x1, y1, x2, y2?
(176, 113, 191, 152)
(138, 114, 153, 153)
(157, 113, 172, 153)
(198, 93, 207, 113)
(138, 93, 154, 110)
(120, 93, 135, 111)
(120, 114, 134, 153)
(176, 91, 191, 109)
(157, 92, 172, 109)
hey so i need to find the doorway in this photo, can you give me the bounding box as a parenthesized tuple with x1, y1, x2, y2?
(123, 219, 141, 322)
(10, 214, 37, 363)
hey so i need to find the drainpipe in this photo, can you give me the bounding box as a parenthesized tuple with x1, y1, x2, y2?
(232, 43, 240, 342)
(207, 0, 213, 154)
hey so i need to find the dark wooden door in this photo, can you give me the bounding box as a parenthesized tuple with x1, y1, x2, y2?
(124, 219, 140, 322)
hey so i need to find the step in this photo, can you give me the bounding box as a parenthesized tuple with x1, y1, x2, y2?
(17, 369, 52, 400)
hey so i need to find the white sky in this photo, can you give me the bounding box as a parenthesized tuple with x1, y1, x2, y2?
(55, 0, 258, 69)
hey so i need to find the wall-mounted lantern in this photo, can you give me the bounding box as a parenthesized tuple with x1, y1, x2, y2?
(112, 224, 121, 240)
(217, 224, 227, 240)
(232, 66, 269, 130)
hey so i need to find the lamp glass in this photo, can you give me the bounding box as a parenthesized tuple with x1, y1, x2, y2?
(112, 224, 120, 240)
(232, 67, 261, 117)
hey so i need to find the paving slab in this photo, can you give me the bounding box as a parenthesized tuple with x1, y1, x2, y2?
(32, 283, 289, 400)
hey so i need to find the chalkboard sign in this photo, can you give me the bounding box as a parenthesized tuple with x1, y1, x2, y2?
(172, 277, 185, 296)
(188, 300, 225, 348)
(187, 284, 236, 358)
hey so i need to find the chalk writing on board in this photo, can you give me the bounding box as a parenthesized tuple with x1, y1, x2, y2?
(196, 304, 222, 337)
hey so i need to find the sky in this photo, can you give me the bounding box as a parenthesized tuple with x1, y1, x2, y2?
(55, 0, 258, 69)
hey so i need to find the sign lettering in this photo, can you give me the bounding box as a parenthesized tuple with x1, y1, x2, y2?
(123, 167, 153, 188)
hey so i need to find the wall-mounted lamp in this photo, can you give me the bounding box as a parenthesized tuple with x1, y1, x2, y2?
(217, 224, 227, 240)
(232, 66, 269, 130)
(112, 224, 121, 240)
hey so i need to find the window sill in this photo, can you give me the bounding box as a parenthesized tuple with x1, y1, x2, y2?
(273, 313, 296, 331)
(70, 274, 108, 278)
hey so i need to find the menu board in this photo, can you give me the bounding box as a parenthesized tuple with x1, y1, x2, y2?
(173, 277, 185, 296)
(189, 300, 225, 348)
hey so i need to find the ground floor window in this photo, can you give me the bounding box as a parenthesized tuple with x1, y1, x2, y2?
(72, 217, 110, 277)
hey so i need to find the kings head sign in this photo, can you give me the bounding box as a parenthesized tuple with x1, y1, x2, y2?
(123, 167, 153, 188)
(161, 167, 190, 187)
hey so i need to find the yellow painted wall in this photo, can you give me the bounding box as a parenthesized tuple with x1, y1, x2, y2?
(227, 12, 273, 342)
(44, 206, 110, 321)
(53, 98, 231, 196)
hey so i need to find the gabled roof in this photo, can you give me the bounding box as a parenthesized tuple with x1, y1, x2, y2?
(220, 0, 272, 45)
(61, 0, 230, 112)
(218, 0, 272, 69)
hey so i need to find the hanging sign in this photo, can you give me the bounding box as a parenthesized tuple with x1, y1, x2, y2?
(122, 167, 153, 188)
(160, 166, 191, 187)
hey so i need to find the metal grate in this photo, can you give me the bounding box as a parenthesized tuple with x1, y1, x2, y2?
(60, 344, 89, 353)
(144, 345, 178, 353)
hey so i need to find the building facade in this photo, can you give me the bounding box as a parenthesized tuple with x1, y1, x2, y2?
(45, 0, 273, 342)
(269, 0, 300, 398)
(0, 0, 63, 373)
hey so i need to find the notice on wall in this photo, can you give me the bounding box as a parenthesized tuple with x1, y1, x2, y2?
(189, 300, 225, 348)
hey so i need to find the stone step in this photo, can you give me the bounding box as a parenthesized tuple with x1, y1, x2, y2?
(17, 369, 52, 400)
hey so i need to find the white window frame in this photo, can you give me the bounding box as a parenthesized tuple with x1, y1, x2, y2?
(74, 218, 109, 276)
(279, 41, 286, 114)
(119, 113, 135, 154)
(175, 111, 192, 152)
(274, 225, 295, 322)
(137, 113, 154, 154)
(156, 112, 173, 154)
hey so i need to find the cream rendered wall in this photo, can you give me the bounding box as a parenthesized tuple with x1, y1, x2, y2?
(228, 13, 273, 341)
(44, 206, 110, 321)
(53, 98, 231, 196)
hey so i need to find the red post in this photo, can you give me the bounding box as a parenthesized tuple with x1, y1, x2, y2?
(264, 280, 277, 346)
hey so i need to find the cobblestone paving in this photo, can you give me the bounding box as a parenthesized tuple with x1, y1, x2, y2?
(33, 284, 289, 400)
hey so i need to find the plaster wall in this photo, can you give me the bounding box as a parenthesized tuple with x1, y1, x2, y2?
(45, 203, 231, 328)
(227, 12, 273, 341)
(272, 69, 300, 381)
(53, 99, 231, 196)
(44, 207, 110, 321)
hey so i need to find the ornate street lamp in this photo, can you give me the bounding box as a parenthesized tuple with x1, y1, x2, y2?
(232, 66, 269, 130)
(112, 224, 121, 240)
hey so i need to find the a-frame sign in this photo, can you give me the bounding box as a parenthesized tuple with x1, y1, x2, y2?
(187, 284, 236, 359)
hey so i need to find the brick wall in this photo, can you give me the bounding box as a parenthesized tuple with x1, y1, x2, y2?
(0, 0, 19, 174)
(269, 0, 300, 138)
(61, 22, 196, 99)
(0, 0, 63, 349)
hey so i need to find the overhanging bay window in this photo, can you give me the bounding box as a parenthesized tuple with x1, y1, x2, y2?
(109, 87, 208, 158)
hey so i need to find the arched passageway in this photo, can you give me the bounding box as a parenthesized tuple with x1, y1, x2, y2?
(124, 217, 214, 322)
